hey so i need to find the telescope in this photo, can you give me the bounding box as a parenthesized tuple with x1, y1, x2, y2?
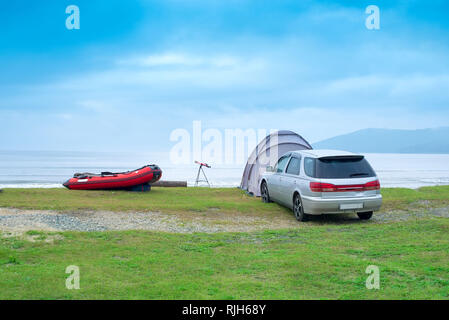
(194, 161, 211, 186)
(195, 161, 211, 168)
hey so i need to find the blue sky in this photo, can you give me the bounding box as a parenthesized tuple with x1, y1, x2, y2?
(1, 0, 448, 151)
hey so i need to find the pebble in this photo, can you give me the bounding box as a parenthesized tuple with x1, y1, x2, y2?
(0, 205, 448, 234)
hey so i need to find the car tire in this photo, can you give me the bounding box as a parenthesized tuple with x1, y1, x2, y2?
(293, 194, 308, 222)
(261, 181, 271, 203)
(357, 211, 373, 220)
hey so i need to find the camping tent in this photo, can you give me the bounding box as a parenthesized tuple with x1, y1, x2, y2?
(240, 130, 312, 196)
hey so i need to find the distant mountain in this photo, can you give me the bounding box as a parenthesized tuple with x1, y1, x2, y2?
(312, 127, 449, 154)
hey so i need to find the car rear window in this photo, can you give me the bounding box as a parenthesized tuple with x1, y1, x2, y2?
(304, 156, 376, 179)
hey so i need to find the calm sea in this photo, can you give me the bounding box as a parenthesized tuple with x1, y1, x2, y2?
(0, 151, 448, 189)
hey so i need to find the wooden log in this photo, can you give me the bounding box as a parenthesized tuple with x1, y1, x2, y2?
(151, 180, 187, 187)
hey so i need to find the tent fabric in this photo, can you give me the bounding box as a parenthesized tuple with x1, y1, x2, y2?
(240, 130, 312, 196)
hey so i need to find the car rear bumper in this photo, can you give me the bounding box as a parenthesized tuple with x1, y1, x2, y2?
(301, 194, 382, 215)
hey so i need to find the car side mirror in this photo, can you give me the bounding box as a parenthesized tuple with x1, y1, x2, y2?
(266, 166, 274, 172)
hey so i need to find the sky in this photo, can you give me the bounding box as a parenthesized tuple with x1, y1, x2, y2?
(1, 0, 449, 152)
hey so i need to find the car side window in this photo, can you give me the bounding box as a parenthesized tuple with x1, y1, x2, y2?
(304, 157, 316, 177)
(286, 157, 301, 175)
(274, 156, 290, 173)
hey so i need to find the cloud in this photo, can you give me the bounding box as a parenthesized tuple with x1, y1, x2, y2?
(2, 43, 448, 152)
(325, 74, 449, 94)
(2, 0, 449, 152)
(48, 51, 269, 95)
(198, 106, 449, 143)
(118, 53, 241, 68)
(77, 100, 119, 113)
(56, 113, 74, 120)
(38, 45, 449, 113)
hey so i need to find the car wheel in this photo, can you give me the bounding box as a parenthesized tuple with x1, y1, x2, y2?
(261, 181, 271, 203)
(357, 211, 373, 220)
(293, 194, 308, 222)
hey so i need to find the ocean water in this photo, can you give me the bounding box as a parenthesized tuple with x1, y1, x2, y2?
(0, 151, 448, 189)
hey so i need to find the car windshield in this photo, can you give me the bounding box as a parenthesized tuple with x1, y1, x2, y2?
(305, 156, 376, 179)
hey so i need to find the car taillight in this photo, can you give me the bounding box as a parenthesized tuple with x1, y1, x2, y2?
(364, 179, 380, 190)
(310, 182, 336, 192)
(310, 180, 380, 192)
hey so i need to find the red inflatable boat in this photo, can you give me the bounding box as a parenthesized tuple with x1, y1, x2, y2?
(63, 165, 162, 190)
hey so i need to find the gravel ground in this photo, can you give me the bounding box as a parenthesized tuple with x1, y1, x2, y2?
(0, 208, 295, 233)
(0, 205, 448, 234)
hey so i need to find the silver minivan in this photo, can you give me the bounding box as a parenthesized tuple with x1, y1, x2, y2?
(260, 149, 382, 221)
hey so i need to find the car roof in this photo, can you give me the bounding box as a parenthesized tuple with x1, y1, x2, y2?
(290, 149, 360, 158)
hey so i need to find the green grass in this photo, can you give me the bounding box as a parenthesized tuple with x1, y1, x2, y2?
(0, 185, 448, 213)
(1, 185, 449, 299)
(0, 187, 284, 214)
(1, 219, 449, 299)
(381, 185, 449, 210)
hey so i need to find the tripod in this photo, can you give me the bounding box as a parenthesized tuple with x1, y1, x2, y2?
(194, 161, 211, 187)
